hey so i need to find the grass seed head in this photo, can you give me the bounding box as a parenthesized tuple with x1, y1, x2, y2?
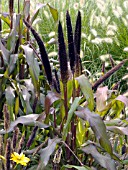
(23, 19, 53, 85)
(58, 21, 69, 85)
(66, 10, 76, 73)
(12, 127, 19, 151)
(74, 11, 82, 76)
(26, 126, 38, 148)
(3, 104, 10, 132)
(5, 138, 11, 170)
(9, 0, 14, 16)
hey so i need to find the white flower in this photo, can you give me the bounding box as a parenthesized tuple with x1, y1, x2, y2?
(123, 1, 128, 9)
(113, 6, 123, 18)
(91, 37, 103, 44)
(99, 54, 110, 61)
(62, 2, 66, 9)
(122, 17, 128, 26)
(90, 29, 97, 37)
(44, 10, 49, 19)
(80, 0, 85, 7)
(89, 10, 96, 27)
(73, 3, 79, 10)
(47, 38, 56, 45)
(107, 25, 117, 31)
(81, 33, 87, 38)
(105, 62, 109, 67)
(114, 37, 120, 46)
(122, 74, 128, 80)
(96, 0, 106, 12)
(103, 38, 113, 44)
(113, 10, 121, 18)
(79, 9, 84, 17)
(106, 16, 111, 24)
(116, 6, 123, 15)
(48, 52, 57, 57)
(126, 15, 128, 20)
(123, 47, 128, 52)
(97, 2, 106, 12)
(88, 34, 92, 42)
(96, 0, 105, 6)
(32, 18, 41, 26)
(48, 32, 55, 38)
(90, 12, 100, 27)
(115, 60, 121, 65)
(80, 50, 84, 58)
(100, 16, 107, 26)
(106, 30, 115, 36)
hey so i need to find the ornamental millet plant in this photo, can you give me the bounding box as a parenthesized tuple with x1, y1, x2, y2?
(23, 9, 128, 161)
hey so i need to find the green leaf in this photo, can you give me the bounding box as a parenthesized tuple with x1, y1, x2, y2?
(5, 86, 15, 106)
(76, 119, 86, 146)
(104, 119, 122, 126)
(8, 54, 18, 74)
(0, 14, 11, 26)
(39, 137, 61, 167)
(76, 75, 94, 111)
(63, 97, 81, 141)
(82, 144, 116, 170)
(107, 126, 128, 135)
(47, 4, 58, 22)
(31, 4, 46, 24)
(21, 45, 40, 92)
(75, 107, 112, 154)
(0, 114, 49, 134)
(7, 14, 21, 52)
(5, 86, 15, 120)
(67, 79, 73, 100)
(109, 100, 124, 118)
(27, 165, 38, 170)
(61, 165, 92, 170)
(0, 39, 10, 64)
(122, 160, 128, 165)
(20, 85, 33, 114)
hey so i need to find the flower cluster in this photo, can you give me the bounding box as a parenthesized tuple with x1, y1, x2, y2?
(10, 152, 30, 166)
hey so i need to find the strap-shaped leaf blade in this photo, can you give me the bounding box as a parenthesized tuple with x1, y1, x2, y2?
(75, 107, 112, 155)
(76, 74, 94, 111)
(47, 4, 58, 22)
(82, 144, 116, 170)
(21, 45, 40, 92)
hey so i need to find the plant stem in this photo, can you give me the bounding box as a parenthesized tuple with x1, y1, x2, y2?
(62, 141, 84, 166)
(27, 15, 30, 42)
(92, 59, 128, 90)
(63, 83, 68, 120)
(53, 110, 57, 128)
(63, 83, 71, 161)
(18, 0, 20, 13)
(71, 75, 76, 155)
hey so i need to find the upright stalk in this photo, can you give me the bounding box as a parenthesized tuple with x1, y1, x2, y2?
(58, 21, 70, 162)
(9, 0, 14, 29)
(63, 84, 68, 120)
